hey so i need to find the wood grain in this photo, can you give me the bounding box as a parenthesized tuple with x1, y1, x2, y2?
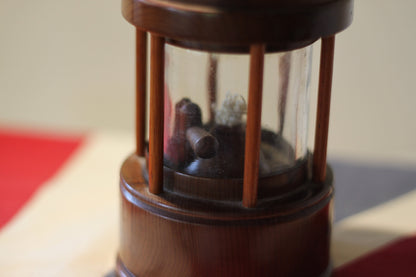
(208, 54, 217, 123)
(164, 159, 307, 201)
(135, 29, 147, 156)
(243, 44, 265, 208)
(313, 36, 335, 183)
(118, 155, 334, 277)
(122, 0, 353, 51)
(148, 34, 165, 194)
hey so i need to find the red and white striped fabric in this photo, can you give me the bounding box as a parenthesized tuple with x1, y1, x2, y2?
(0, 127, 415, 276)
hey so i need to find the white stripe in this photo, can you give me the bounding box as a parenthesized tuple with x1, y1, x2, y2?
(332, 189, 416, 267)
(0, 131, 134, 277)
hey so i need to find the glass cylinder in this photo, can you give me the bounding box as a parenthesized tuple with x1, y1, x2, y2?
(163, 44, 312, 181)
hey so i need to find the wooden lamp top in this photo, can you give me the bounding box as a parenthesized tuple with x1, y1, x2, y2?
(122, 0, 353, 52)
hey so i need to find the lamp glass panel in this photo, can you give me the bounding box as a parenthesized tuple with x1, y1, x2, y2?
(163, 44, 312, 179)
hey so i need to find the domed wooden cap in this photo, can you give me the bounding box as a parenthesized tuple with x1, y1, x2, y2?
(122, 0, 353, 52)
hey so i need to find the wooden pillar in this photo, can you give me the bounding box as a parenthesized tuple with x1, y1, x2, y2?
(208, 54, 218, 123)
(242, 44, 265, 208)
(135, 29, 147, 156)
(313, 35, 335, 183)
(148, 34, 165, 194)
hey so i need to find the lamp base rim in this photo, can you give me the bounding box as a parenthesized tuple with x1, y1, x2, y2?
(117, 155, 334, 277)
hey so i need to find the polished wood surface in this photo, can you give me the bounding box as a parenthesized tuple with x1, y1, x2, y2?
(186, 126, 218, 159)
(313, 36, 335, 183)
(135, 29, 147, 157)
(207, 54, 217, 123)
(148, 34, 165, 194)
(118, 155, 333, 277)
(122, 0, 353, 51)
(243, 44, 265, 208)
(164, 159, 307, 201)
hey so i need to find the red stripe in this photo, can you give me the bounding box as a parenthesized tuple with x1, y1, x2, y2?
(334, 235, 416, 277)
(0, 128, 84, 228)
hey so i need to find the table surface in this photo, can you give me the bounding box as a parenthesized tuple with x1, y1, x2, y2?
(0, 128, 415, 276)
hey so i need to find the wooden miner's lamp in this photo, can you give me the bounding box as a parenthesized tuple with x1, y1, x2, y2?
(117, 0, 353, 276)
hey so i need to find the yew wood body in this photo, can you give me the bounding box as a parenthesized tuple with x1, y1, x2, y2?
(148, 35, 165, 194)
(122, 0, 353, 52)
(135, 29, 147, 156)
(313, 36, 335, 183)
(117, 155, 333, 277)
(243, 44, 265, 208)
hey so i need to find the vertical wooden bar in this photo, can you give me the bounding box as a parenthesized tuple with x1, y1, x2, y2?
(148, 34, 165, 194)
(135, 29, 147, 156)
(243, 44, 265, 208)
(208, 54, 218, 123)
(313, 35, 335, 183)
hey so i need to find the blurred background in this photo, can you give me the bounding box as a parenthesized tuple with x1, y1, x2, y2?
(0, 0, 415, 165)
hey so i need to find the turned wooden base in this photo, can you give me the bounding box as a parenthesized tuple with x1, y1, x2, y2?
(117, 155, 333, 277)
(116, 257, 332, 277)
